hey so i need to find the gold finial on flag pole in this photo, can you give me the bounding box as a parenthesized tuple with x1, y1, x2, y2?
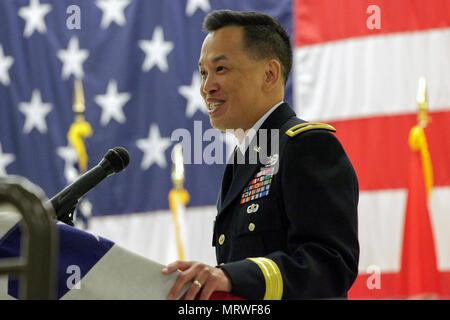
(67, 79, 93, 172)
(416, 76, 431, 128)
(73, 79, 86, 117)
(171, 143, 185, 190)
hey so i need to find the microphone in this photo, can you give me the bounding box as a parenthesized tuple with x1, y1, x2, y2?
(49, 146, 130, 225)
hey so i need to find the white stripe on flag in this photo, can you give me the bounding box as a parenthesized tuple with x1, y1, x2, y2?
(357, 187, 450, 273)
(429, 187, 450, 270)
(357, 189, 407, 273)
(294, 28, 450, 121)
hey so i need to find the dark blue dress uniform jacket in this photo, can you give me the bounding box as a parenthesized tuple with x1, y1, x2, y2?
(214, 103, 359, 299)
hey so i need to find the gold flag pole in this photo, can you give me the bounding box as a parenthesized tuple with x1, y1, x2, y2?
(169, 144, 190, 261)
(409, 76, 433, 197)
(67, 79, 93, 172)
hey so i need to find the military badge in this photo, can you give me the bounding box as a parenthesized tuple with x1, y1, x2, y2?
(264, 153, 278, 167)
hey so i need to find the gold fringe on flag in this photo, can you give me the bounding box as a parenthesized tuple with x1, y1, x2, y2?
(67, 79, 93, 172)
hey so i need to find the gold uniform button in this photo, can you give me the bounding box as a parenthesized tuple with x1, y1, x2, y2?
(218, 234, 225, 245)
(248, 223, 255, 232)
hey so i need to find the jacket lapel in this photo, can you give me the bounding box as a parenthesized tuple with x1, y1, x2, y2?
(217, 103, 296, 216)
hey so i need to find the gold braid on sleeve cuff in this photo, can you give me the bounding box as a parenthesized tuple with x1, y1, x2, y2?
(247, 257, 283, 300)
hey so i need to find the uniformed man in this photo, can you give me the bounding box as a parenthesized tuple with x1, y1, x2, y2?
(162, 10, 359, 300)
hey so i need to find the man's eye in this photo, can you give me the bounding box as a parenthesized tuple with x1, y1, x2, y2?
(200, 70, 207, 77)
(217, 66, 226, 72)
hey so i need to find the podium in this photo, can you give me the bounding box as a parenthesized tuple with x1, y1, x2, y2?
(1, 205, 243, 300)
(0, 176, 243, 300)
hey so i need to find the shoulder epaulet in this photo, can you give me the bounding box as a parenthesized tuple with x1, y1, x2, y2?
(285, 122, 336, 138)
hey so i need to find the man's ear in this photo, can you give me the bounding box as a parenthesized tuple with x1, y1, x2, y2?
(263, 59, 281, 92)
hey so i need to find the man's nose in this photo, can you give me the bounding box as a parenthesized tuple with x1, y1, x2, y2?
(202, 75, 219, 95)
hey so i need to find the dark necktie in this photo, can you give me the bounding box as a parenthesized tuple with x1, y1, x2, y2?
(233, 147, 245, 176)
(232, 148, 238, 176)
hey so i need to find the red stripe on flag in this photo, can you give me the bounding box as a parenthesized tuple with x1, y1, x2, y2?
(328, 110, 450, 191)
(349, 271, 450, 299)
(294, 0, 450, 47)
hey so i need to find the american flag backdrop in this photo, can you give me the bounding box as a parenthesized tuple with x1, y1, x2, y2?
(0, 0, 449, 299)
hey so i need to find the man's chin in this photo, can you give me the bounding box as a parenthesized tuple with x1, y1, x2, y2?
(209, 119, 246, 136)
(209, 119, 226, 131)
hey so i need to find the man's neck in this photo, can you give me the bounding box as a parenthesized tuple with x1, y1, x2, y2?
(234, 100, 284, 148)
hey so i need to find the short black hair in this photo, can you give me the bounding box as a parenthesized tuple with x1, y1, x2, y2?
(202, 10, 293, 86)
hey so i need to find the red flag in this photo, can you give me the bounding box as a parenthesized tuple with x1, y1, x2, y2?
(398, 126, 439, 298)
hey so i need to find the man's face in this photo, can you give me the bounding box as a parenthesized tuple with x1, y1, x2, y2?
(198, 26, 265, 132)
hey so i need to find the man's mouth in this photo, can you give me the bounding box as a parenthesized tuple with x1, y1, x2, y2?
(207, 101, 225, 113)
